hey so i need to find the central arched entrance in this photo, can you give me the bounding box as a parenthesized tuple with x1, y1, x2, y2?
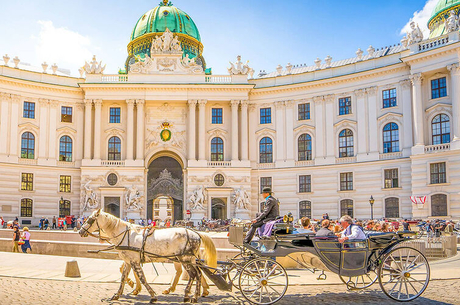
(147, 155, 183, 223)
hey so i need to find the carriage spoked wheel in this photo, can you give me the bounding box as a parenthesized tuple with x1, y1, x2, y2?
(227, 253, 250, 289)
(378, 247, 430, 302)
(239, 258, 288, 305)
(339, 269, 378, 290)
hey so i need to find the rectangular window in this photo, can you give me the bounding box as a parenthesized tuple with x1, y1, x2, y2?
(109, 107, 121, 123)
(382, 88, 397, 108)
(61, 106, 72, 123)
(340, 172, 353, 191)
(299, 175, 312, 193)
(260, 108, 272, 124)
(298, 103, 311, 120)
(260, 177, 272, 193)
(431, 77, 447, 99)
(59, 175, 71, 193)
(339, 97, 352, 115)
(23, 101, 35, 119)
(384, 169, 399, 188)
(21, 173, 33, 191)
(430, 162, 447, 184)
(21, 199, 33, 217)
(211, 108, 223, 124)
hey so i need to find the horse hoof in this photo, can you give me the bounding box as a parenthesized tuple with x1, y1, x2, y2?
(201, 290, 209, 297)
(131, 290, 140, 296)
(108, 294, 120, 301)
(191, 298, 198, 303)
(150, 297, 157, 303)
(183, 297, 190, 303)
(163, 289, 171, 295)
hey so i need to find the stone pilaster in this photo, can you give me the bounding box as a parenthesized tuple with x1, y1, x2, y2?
(126, 99, 135, 160)
(240, 100, 249, 161)
(448, 63, 460, 149)
(93, 99, 102, 160)
(410, 73, 424, 153)
(198, 99, 207, 161)
(136, 99, 145, 160)
(400, 79, 413, 156)
(231, 100, 240, 162)
(83, 99, 92, 160)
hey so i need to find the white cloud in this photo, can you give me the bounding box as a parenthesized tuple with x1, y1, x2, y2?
(33, 20, 93, 76)
(400, 0, 438, 39)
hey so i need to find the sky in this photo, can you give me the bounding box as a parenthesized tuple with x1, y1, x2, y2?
(0, 0, 437, 77)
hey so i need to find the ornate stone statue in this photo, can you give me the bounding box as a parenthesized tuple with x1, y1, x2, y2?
(400, 35, 409, 48)
(233, 187, 251, 211)
(129, 54, 155, 74)
(445, 10, 460, 33)
(150, 28, 182, 54)
(228, 55, 254, 76)
(82, 180, 99, 211)
(81, 55, 106, 74)
(125, 185, 143, 211)
(406, 21, 423, 45)
(189, 186, 206, 211)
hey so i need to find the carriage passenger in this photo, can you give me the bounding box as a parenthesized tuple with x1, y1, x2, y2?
(295, 217, 315, 234)
(316, 219, 335, 237)
(338, 215, 366, 243)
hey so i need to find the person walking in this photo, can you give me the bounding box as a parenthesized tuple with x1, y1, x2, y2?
(44, 218, 49, 230)
(21, 227, 32, 253)
(0, 216, 4, 228)
(52, 216, 57, 229)
(12, 226, 20, 252)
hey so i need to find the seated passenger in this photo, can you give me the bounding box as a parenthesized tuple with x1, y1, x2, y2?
(338, 215, 366, 243)
(295, 217, 315, 234)
(316, 219, 335, 237)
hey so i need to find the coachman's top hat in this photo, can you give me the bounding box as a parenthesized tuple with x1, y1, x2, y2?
(262, 187, 272, 194)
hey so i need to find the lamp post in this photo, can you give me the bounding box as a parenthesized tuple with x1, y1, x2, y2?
(59, 196, 63, 217)
(369, 195, 374, 220)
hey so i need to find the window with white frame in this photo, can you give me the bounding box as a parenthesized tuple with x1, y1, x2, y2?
(384, 169, 399, 188)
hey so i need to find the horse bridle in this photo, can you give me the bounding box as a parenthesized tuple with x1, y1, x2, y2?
(82, 214, 130, 246)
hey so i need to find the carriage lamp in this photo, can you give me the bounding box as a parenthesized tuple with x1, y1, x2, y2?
(369, 196, 375, 220)
(60, 196, 64, 205)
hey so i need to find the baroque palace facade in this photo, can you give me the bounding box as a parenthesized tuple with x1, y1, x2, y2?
(1, 0, 460, 226)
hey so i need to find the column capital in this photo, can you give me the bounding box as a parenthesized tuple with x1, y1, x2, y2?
(49, 100, 59, 108)
(354, 89, 367, 98)
(248, 103, 256, 112)
(284, 100, 294, 108)
(323, 94, 335, 103)
(447, 62, 460, 75)
(399, 79, 411, 89)
(38, 98, 49, 106)
(84, 99, 93, 105)
(409, 73, 423, 86)
(312, 96, 324, 104)
(10, 94, 21, 103)
(126, 99, 136, 105)
(274, 101, 285, 109)
(230, 99, 240, 107)
(198, 99, 207, 106)
(93, 99, 103, 106)
(76, 102, 85, 111)
(188, 99, 198, 106)
(366, 86, 378, 96)
(0, 92, 9, 101)
(136, 99, 145, 105)
(240, 99, 249, 107)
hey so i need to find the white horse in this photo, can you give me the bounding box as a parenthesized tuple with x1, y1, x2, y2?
(79, 209, 217, 303)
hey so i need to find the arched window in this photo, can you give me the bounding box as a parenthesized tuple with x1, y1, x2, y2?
(383, 123, 399, 153)
(21, 132, 35, 159)
(431, 194, 448, 217)
(59, 200, 71, 217)
(385, 197, 399, 218)
(259, 137, 273, 163)
(59, 136, 73, 162)
(299, 200, 312, 218)
(21, 198, 33, 217)
(298, 134, 312, 161)
(108, 136, 121, 160)
(210, 137, 224, 161)
(338, 129, 354, 157)
(340, 199, 353, 218)
(432, 114, 450, 145)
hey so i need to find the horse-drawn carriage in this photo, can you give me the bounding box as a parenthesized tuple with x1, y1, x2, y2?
(80, 211, 430, 304)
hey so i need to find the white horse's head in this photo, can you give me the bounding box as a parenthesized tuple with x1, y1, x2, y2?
(79, 209, 102, 238)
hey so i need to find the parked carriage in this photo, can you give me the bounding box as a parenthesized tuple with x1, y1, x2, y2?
(198, 221, 430, 305)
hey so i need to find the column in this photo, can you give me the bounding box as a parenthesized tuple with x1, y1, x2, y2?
(366, 87, 378, 154)
(198, 99, 207, 161)
(240, 100, 249, 161)
(187, 100, 197, 161)
(285, 100, 294, 161)
(83, 99, 92, 159)
(231, 100, 240, 161)
(93, 99, 102, 160)
(355, 89, 367, 157)
(324, 94, 335, 160)
(275, 101, 285, 162)
(38, 99, 49, 159)
(448, 63, 460, 148)
(400, 79, 413, 154)
(248, 104, 257, 161)
(0, 93, 9, 155)
(76, 102, 85, 161)
(313, 96, 325, 161)
(410, 73, 424, 147)
(136, 99, 145, 160)
(126, 99, 135, 160)
(48, 100, 58, 160)
(9, 95, 20, 157)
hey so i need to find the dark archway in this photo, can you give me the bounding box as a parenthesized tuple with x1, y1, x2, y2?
(147, 156, 183, 223)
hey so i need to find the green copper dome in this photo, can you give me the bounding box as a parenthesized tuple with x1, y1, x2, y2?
(428, 0, 460, 38)
(131, 1, 201, 42)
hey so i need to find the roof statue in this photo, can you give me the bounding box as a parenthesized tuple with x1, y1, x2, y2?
(406, 22, 423, 45)
(228, 55, 254, 78)
(445, 10, 460, 33)
(151, 28, 182, 54)
(81, 55, 106, 74)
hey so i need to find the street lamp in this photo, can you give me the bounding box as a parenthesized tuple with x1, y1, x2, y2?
(369, 195, 375, 220)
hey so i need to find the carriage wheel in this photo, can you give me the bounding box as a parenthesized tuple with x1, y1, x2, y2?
(339, 269, 378, 290)
(239, 258, 288, 305)
(227, 253, 250, 289)
(378, 247, 430, 302)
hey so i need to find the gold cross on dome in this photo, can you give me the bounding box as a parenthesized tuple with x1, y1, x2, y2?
(163, 0, 169, 5)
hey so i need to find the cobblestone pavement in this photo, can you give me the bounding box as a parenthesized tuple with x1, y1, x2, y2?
(0, 277, 458, 305)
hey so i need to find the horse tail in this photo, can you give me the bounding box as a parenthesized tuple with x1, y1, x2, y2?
(197, 232, 217, 268)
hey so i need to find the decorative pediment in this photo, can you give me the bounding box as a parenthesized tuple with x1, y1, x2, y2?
(293, 124, 316, 133)
(104, 127, 125, 137)
(18, 122, 39, 133)
(255, 127, 276, 136)
(333, 119, 357, 129)
(378, 112, 403, 126)
(207, 127, 228, 138)
(425, 102, 451, 114)
(56, 126, 77, 134)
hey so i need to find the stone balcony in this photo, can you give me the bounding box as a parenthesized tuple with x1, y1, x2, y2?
(425, 143, 450, 154)
(379, 151, 403, 160)
(295, 160, 314, 167)
(18, 158, 37, 165)
(100, 160, 125, 166)
(335, 156, 357, 164)
(86, 73, 248, 84)
(257, 162, 275, 169)
(411, 31, 459, 54)
(207, 161, 231, 168)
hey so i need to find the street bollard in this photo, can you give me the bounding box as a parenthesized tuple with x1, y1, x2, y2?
(65, 260, 81, 278)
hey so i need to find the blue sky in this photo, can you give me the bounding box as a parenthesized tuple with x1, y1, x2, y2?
(0, 0, 433, 76)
